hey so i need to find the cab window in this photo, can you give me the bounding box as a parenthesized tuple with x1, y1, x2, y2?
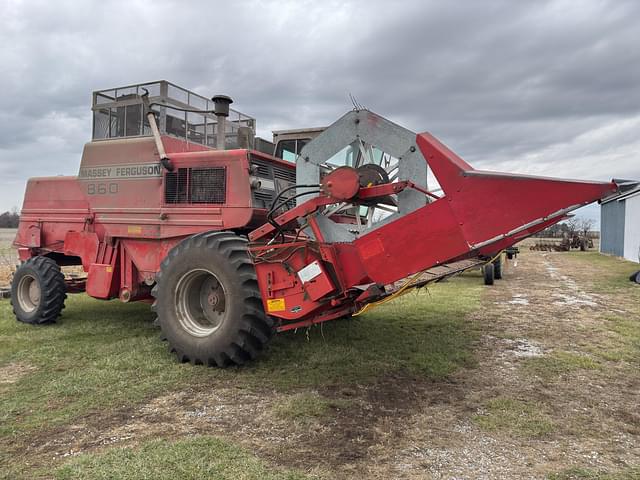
(276, 140, 297, 162)
(275, 138, 312, 162)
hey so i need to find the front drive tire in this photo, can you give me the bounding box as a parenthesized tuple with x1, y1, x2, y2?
(152, 232, 273, 367)
(11, 256, 66, 325)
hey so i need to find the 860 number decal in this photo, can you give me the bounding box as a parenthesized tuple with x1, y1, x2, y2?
(87, 183, 118, 195)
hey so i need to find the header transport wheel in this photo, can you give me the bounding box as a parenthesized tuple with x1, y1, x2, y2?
(493, 257, 503, 280)
(483, 262, 495, 286)
(11, 256, 67, 325)
(152, 231, 274, 367)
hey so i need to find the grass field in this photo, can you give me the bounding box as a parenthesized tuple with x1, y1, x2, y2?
(0, 273, 482, 479)
(1, 249, 639, 479)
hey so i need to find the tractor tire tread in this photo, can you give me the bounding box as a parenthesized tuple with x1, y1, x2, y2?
(11, 256, 66, 325)
(153, 231, 273, 367)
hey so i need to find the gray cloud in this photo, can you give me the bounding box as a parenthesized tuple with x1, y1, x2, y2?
(1, 0, 638, 222)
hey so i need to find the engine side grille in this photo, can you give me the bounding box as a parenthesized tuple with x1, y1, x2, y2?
(249, 155, 296, 210)
(273, 164, 296, 183)
(252, 158, 271, 177)
(165, 167, 226, 204)
(165, 168, 189, 204)
(190, 168, 226, 204)
(253, 191, 274, 209)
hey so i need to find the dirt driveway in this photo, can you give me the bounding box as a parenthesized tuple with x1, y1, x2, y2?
(5, 250, 637, 479)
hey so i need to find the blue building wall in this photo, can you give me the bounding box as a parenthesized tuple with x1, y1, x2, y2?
(600, 200, 626, 257)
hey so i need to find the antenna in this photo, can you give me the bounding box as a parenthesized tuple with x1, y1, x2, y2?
(348, 92, 359, 111)
(348, 93, 366, 111)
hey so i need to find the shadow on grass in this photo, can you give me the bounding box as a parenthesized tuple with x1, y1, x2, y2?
(0, 275, 482, 440)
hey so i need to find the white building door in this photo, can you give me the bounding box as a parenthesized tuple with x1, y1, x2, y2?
(623, 194, 640, 263)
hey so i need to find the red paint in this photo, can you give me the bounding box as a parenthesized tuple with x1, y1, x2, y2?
(14, 135, 294, 299)
(250, 133, 618, 327)
(320, 166, 360, 201)
(13, 127, 618, 332)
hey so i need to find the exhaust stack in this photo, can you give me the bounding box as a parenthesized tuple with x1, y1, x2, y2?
(212, 95, 233, 150)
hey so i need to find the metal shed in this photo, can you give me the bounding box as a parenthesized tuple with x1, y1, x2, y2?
(600, 182, 640, 263)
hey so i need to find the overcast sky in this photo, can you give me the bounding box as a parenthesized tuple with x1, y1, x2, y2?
(1, 0, 638, 225)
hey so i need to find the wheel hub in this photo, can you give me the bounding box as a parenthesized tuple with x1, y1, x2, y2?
(17, 274, 41, 313)
(175, 269, 227, 337)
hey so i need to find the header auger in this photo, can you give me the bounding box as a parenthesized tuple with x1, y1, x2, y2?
(10, 82, 619, 366)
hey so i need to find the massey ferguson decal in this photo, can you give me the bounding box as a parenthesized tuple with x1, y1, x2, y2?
(79, 163, 162, 180)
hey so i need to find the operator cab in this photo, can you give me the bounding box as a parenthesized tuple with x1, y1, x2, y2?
(85, 81, 296, 214)
(272, 127, 325, 161)
(91, 80, 256, 149)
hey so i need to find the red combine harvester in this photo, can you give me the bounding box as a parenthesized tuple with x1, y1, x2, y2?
(11, 81, 619, 366)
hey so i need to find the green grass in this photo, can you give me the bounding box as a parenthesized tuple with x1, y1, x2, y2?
(53, 436, 310, 480)
(272, 392, 351, 423)
(247, 277, 482, 389)
(565, 252, 640, 293)
(0, 296, 210, 439)
(473, 396, 554, 437)
(0, 275, 482, 476)
(547, 466, 640, 480)
(523, 351, 602, 380)
(589, 315, 640, 365)
(560, 253, 639, 367)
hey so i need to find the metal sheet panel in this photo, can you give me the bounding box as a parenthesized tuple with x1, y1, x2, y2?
(295, 110, 428, 242)
(296, 110, 427, 213)
(600, 200, 626, 257)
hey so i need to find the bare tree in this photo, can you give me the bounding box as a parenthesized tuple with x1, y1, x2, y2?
(564, 217, 580, 237)
(578, 218, 595, 236)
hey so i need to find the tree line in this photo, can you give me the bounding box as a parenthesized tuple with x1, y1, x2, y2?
(0, 209, 19, 228)
(534, 218, 596, 238)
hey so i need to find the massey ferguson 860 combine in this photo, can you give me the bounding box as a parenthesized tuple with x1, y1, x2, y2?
(11, 81, 619, 367)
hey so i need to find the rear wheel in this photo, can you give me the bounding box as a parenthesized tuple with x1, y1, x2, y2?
(11, 256, 66, 324)
(152, 232, 273, 367)
(483, 263, 495, 286)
